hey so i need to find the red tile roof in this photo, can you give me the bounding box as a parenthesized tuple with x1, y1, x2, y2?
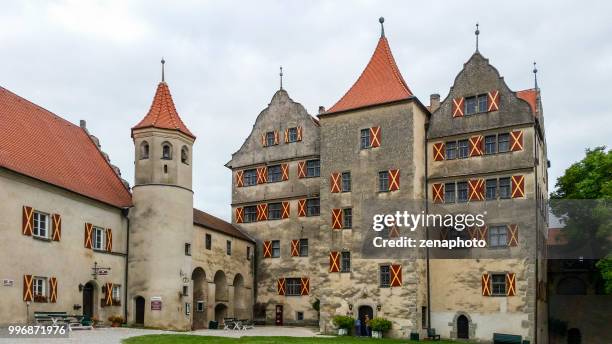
(0, 86, 132, 208)
(132, 82, 195, 139)
(517, 88, 538, 115)
(324, 36, 413, 115)
(193, 208, 254, 242)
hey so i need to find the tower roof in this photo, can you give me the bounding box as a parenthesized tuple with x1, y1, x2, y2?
(324, 35, 413, 115)
(132, 82, 195, 139)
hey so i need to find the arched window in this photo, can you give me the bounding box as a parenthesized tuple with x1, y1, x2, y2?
(140, 141, 149, 160)
(162, 142, 172, 160)
(181, 146, 189, 164)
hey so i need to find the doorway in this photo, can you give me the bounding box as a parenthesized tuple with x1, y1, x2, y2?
(457, 314, 469, 339)
(82, 282, 95, 319)
(358, 305, 373, 336)
(275, 305, 283, 326)
(135, 296, 145, 325)
(567, 328, 581, 344)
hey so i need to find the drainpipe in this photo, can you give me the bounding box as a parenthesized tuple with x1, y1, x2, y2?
(533, 123, 539, 344)
(122, 207, 130, 324)
(424, 122, 431, 331)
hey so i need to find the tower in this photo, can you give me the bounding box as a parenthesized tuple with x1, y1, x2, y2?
(128, 62, 196, 330)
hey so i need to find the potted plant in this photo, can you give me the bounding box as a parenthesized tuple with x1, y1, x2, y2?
(370, 317, 392, 338)
(92, 316, 100, 327)
(108, 315, 123, 327)
(332, 315, 354, 336)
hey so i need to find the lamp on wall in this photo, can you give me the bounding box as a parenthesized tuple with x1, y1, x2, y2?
(348, 303, 353, 311)
(376, 304, 382, 311)
(78, 283, 84, 292)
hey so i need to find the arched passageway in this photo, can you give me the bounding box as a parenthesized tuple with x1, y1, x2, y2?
(192, 267, 208, 329)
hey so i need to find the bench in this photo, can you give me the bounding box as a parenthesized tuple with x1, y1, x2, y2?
(34, 312, 68, 325)
(427, 328, 441, 341)
(493, 333, 522, 344)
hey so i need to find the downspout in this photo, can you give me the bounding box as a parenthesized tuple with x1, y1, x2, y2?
(424, 122, 431, 331)
(533, 122, 539, 344)
(122, 207, 130, 324)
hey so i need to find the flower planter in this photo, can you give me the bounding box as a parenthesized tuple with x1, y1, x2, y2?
(338, 328, 348, 336)
(372, 330, 383, 338)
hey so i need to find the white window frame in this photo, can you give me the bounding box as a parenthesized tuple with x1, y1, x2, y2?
(112, 284, 121, 301)
(196, 301, 205, 312)
(93, 226, 105, 250)
(33, 211, 49, 239)
(33, 276, 46, 297)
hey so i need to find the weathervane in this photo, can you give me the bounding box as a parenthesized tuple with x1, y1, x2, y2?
(533, 61, 538, 89)
(161, 58, 166, 82)
(379, 17, 385, 37)
(475, 23, 480, 52)
(279, 66, 283, 90)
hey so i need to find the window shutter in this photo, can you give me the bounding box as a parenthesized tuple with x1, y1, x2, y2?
(235, 207, 244, 223)
(281, 202, 290, 219)
(468, 179, 484, 201)
(469, 136, 484, 157)
(23, 274, 33, 302)
(281, 164, 289, 181)
(274, 130, 280, 145)
(105, 228, 113, 252)
(467, 227, 478, 240)
(508, 224, 519, 247)
(22, 206, 33, 236)
(482, 273, 492, 296)
(511, 175, 525, 198)
(330, 173, 341, 193)
(236, 170, 244, 187)
(506, 272, 516, 296)
(277, 278, 286, 296)
(263, 241, 272, 258)
(84, 223, 93, 249)
(331, 209, 342, 229)
(260, 133, 267, 147)
(300, 277, 310, 296)
(284, 128, 289, 143)
(487, 90, 500, 112)
(433, 142, 445, 161)
(297, 199, 306, 217)
(439, 228, 449, 240)
(329, 251, 340, 272)
(432, 183, 444, 203)
(388, 169, 400, 191)
(257, 204, 268, 221)
(297, 161, 306, 178)
(369, 126, 381, 148)
(104, 282, 113, 306)
(256, 166, 268, 184)
(510, 130, 524, 151)
(49, 277, 58, 303)
(290, 240, 299, 257)
(296, 126, 303, 141)
(452, 97, 465, 117)
(390, 264, 402, 287)
(52, 214, 61, 241)
(478, 225, 488, 244)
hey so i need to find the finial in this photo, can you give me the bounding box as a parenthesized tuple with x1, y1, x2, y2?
(279, 66, 283, 90)
(161, 58, 165, 82)
(379, 17, 385, 37)
(533, 61, 538, 89)
(475, 23, 480, 52)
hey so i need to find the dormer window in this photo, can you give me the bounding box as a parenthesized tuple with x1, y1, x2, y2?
(140, 141, 150, 160)
(181, 146, 189, 165)
(465, 94, 488, 115)
(162, 143, 172, 160)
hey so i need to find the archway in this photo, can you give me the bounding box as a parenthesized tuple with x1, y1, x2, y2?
(191, 267, 208, 329)
(82, 281, 97, 319)
(358, 305, 374, 336)
(215, 303, 228, 324)
(457, 314, 469, 339)
(214, 271, 227, 302)
(233, 274, 247, 319)
(567, 328, 581, 344)
(134, 296, 145, 325)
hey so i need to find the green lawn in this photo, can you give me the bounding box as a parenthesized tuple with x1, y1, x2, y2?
(123, 334, 457, 344)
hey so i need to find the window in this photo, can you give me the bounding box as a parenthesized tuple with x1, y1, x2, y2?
(33, 212, 49, 239)
(498, 133, 510, 153)
(33, 277, 46, 297)
(457, 182, 468, 203)
(286, 278, 301, 296)
(196, 301, 205, 312)
(486, 179, 497, 200)
(162, 143, 172, 159)
(185, 243, 191, 256)
(244, 169, 257, 186)
(296, 312, 304, 321)
(268, 202, 282, 220)
(465, 96, 477, 115)
(226, 240, 232, 255)
(299, 239, 308, 257)
(185, 302, 191, 315)
(244, 206, 257, 223)
(266, 131, 275, 146)
(93, 226, 105, 250)
(341, 252, 351, 273)
(489, 226, 508, 248)
(288, 127, 298, 142)
(360, 129, 371, 149)
(306, 198, 320, 217)
(444, 183, 456, 203)
(379, 171, 389, 192)
(491, 274, 506, 296)
(343, 208, 352, 229)
(112, 284, 121, 302)
(379, 265, 391, 288)
(181, 146, 189, 164)
(205, 234, 212, 250)
(421, 306, 427, 329)
(271, 240, 280, 258)
(342, 172, 351, 192)
(247, 246, 251, 260)
(268, 165, 281, 183)
(140, 141, 149, 159)
(458, 139, 469, 158)
(484, 135, 497, 155)
(499, 178, 511, 199)
(478, 94, 488, 112)
(446, 141, 457, 160)
(306, 160, 320, 177)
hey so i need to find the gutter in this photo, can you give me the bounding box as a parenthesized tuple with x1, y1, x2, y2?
(424, 121, 432, 331)
(122, 207, 130, 323)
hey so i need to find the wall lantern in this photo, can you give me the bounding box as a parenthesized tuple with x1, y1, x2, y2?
(348, 303, 353, 311)
(78, 283, 84, 292)
(376, 304, 382, 311)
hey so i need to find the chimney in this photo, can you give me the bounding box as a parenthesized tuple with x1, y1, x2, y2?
(79, 120, 87, 129)
(318, 106, 326, 115)
(429, 94, 440, 112)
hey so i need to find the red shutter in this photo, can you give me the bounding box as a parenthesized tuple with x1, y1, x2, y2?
(506, 273, 516, 296)
(370, 126, 381, 148)
(236, 170, 244, 187)
(51, 214, 62, 241)
(329, 251, 340, 272)
(274, 130, 280, 145)
(478, 225, 488, 244)
(22, 206, 33, 236)
(508, 224, 519, 247)
(388, 169, 400, 191)
(482, 273, 492, 296)
(297, 199, 306, 217)
(439, 228, 449, 240)
(291, 240, 299, 257)
(390, 264, 402, 287)
(300, 277, 310, 295)
(330, 173, 341, 193)
(235, 207, 244, 223)
(277, 278, 286, 296)
(84, 223, 93, 249)
(389, 225, 400, 238)
(487, 90, 500, 111)
(281, 202, 290, 219)
(297, 161, 306, 178)
(257, 204, 268, 221)
(467, 227, 478, 240)
(257, 167, 268, 184)
(23, 275, 33, 302)
(469, 136, 484, 157)
(281, 164, 289, 181)
(452, 97, 465, 117)
(468, 179, 484, 201)
(260, 133, 267, 147)
(263, 241, 272, 258)
(284, 128, 289, 143)
(104, 282, 113, 306)
(331, 209, 342, 229)
(433, 142, 445, 161)
(105, 228, 113, 252)
(432, 183, 444, 203)
(49, 277, 58, 303)
(510, 130, 524, 151)
(296, 126, 303, 141)
(511, 175, 525, 198)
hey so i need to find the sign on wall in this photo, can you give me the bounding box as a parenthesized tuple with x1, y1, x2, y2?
(3, 279, 14, 287)
(151, 296, 162, 311)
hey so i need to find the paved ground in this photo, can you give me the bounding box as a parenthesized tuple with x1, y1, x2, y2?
(0, 326, 326, 344)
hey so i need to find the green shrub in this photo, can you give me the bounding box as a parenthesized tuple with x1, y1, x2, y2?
(332, 315, 354, 329)
(370, 317, 392, 332)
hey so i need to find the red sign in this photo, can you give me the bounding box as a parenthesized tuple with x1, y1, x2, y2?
(151, 297, 162, 311)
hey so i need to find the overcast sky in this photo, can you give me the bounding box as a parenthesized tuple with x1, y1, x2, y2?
(1, 1, 611, 220)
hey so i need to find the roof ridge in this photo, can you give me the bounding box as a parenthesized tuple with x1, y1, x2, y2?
(381, 37, 412, 95)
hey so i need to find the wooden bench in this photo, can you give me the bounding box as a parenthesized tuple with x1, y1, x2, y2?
(34, 312, 67, 325)
(493, 333, 522, 344)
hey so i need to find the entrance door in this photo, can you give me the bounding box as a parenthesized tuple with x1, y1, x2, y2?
(82, 283, 94, 318)
(275, 305, 283, 326)
(135, 296, 145, 325)
(358, 305, 373, 336)
(457, 315, 469, 339)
